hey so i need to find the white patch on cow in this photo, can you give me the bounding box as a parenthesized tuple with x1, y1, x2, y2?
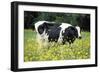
(58, 23, 72, 43)
(75, 26, 81, 37)
(60, 23, 72, 31)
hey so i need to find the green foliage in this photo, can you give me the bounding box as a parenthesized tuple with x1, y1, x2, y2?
(24, 30, 90, 62)
(24, 11, 90, 31)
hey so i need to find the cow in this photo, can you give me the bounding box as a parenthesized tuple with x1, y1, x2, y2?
(34, 21, 81, 48)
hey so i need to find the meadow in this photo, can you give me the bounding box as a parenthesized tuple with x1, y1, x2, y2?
(24, 30, 90, 62)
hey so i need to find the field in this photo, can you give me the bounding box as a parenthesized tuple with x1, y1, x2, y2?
(24, 30, 90, 62)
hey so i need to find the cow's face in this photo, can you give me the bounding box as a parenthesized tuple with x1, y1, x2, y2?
(75, 26, 82, 39)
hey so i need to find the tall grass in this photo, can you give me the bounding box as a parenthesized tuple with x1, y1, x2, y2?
(24, 30, 90, 62)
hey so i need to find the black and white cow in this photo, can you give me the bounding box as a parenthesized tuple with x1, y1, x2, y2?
(34, 21, 81, 46)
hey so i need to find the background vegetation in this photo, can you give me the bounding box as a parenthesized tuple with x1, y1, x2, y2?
(24, 11, 90, 62)
(24, 11, 90, 31)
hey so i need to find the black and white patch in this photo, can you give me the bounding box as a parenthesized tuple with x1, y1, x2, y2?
(34, 21, 81, 46)
(62, 26, 78, 44)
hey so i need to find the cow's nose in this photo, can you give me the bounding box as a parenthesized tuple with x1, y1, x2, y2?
(79, 36, 82, 39)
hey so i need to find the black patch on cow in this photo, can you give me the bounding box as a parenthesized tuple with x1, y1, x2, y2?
(43, 22, 61, 31)
(38, 24, 45, 34)
(47, 27, 61, 42)
(62, 26, 78, 44)
(38, 22, 61, 35)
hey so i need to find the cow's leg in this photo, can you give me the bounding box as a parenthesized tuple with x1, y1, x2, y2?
(42, 34, 49, 48)
(62, 41, 66, 45)
(43, 39, 49, 49)
(36, 34, 43, 49)
(68, 40, 74, 49)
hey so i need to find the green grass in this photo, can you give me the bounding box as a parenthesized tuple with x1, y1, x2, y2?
(24, 29, 90, 62)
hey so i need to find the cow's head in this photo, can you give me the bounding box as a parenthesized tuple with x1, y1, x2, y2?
(37, 22, 56, 35)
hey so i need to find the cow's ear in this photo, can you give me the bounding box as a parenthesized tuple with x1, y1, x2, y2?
(38, 25, 44, 34)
